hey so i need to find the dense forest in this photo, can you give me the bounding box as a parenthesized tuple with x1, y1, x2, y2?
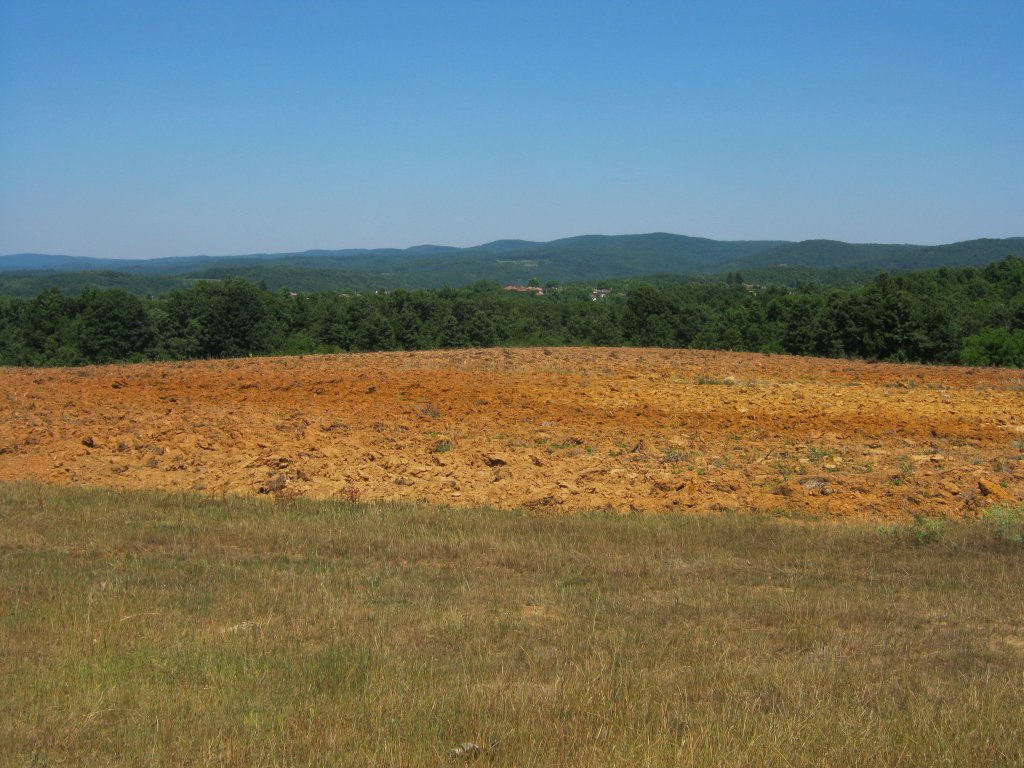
(1, 257, 1022, 368)
(0, 263, 876, 298)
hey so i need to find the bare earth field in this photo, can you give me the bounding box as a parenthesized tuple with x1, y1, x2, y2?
(2, 347, 1022, 519)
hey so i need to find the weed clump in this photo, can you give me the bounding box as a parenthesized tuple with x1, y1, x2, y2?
(877, 505, 1024, 548)
(983, 504, 1024, 544)
(909, 515, 948, 545)
(877, 514, 948, 545)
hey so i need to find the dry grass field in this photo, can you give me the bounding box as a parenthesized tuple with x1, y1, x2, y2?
(2, 482, 1023, 766)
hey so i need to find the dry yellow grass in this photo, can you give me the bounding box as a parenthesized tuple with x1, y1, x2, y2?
(2, 482, 1023, 766)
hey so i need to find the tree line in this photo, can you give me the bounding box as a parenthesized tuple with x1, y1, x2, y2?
(1, 256, 1022, 368)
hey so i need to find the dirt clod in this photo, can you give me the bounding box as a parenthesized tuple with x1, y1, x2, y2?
(978, 477, 1010, 501)
(259, 474, 287, 494)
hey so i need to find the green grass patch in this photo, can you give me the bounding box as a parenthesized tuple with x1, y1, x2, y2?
(2, 483, 1022, 766)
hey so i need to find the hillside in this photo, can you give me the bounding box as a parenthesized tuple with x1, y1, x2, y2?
(725, 237, 1024, 272)
(0, 233, 783, 277)
(1, 234, 1021, 296)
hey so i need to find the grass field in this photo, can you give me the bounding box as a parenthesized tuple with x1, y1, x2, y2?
(2, 483, 1023, 766)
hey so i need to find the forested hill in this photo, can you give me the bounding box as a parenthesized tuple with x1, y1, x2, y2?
(2, 234, 1020, 297)
(723, 237, 1024, 272)
(0, 233, 781, 276)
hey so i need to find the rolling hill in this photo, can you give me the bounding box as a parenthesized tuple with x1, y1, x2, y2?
(721, 237, 1024, 272)
(1, 233, 1021, 296)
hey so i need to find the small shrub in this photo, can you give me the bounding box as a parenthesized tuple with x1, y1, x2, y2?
(983, 504, 1024, 544)
(878, 515, 948, 546)
(909, 515, 947, 545)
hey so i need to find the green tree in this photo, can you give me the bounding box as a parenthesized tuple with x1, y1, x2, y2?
(184, 279, 273, 358)
(21, 288, 81, 364)
(961, 328, 1024, 367)
(624, 286, 673, 345)
(76, 288, 155, 363)
(346, 297, 395, 351)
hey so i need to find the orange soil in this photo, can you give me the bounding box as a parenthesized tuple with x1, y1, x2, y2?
(2, 348, 1022, 520)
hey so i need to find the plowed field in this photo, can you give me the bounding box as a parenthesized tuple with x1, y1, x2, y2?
(2, 348, 1023, 519)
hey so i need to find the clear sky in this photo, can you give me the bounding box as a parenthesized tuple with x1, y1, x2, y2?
(1, 1, 1021, 259)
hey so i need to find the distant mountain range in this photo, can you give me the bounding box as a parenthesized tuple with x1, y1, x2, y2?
(1, 233, 1021, 296)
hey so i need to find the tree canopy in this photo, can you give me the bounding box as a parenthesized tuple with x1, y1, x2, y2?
(1, 257, 1022, 369)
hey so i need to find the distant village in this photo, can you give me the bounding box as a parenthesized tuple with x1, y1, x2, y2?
(503, 284, 614, 301)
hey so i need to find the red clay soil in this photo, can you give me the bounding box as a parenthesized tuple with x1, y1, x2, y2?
(2, 348, 1022, 520)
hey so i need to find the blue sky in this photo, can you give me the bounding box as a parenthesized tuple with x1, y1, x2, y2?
(1, 1, 1021, 258)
